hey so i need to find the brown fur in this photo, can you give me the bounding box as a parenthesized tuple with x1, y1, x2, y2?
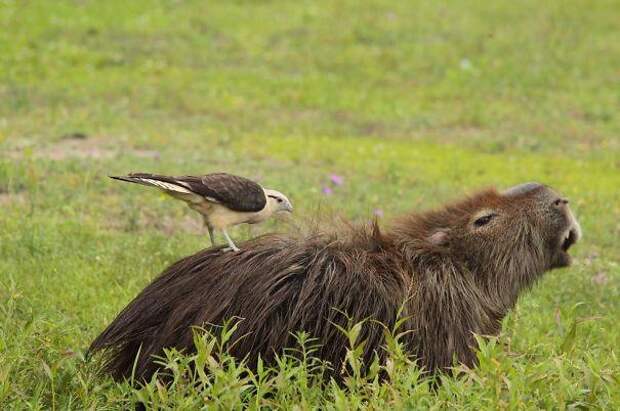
(89, 183, 580, 382)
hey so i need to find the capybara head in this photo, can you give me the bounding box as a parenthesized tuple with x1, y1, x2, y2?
(391, 182, 581, 302)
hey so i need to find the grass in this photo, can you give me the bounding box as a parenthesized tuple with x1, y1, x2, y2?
(1, 0, 619, 409)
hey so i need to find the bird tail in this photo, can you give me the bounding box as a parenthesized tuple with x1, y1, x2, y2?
(109, 173, 192, 193)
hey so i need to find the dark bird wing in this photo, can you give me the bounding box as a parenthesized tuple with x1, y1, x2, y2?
(190, 173, 267, 212)
(110, 172, 267, 212)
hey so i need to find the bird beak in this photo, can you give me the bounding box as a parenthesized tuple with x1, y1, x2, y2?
(278, 201, 293, 213)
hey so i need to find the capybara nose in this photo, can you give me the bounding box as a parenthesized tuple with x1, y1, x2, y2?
(563, 202, 582, 242)
(503, 182, 545, 197)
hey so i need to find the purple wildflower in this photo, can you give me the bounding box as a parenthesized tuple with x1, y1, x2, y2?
(322, 186, 333, 196)
(329, 174, 344, 186)
(373, 208, 384, 217)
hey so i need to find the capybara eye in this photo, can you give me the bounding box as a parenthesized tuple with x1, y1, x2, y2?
(474, 214, 496, 227)
(553, 199, 562, 206)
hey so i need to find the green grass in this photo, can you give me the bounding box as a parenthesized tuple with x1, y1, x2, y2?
(1, 0, 619, 409)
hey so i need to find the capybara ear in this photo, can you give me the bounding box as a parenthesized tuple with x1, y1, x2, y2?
(502, 182, 544, 197)
(428, 229, 449, 246)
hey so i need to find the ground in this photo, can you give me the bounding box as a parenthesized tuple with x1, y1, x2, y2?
(0, 0, 619, 409)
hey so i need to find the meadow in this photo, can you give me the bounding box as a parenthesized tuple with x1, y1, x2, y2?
(1, 0, 619, 409)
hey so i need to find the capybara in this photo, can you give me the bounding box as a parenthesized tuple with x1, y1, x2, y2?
(89, 182, 581, 382)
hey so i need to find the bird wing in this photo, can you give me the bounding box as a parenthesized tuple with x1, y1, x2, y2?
(111, 172, 266, 212)
(184, 173, 267, 212)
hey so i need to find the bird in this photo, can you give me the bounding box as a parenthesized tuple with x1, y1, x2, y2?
(110, 172, 293, 251)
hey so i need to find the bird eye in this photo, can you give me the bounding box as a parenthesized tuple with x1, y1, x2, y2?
(473, 214, 496, 227)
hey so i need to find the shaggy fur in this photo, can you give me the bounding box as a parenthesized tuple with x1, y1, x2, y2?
(89, 183, 580, 382)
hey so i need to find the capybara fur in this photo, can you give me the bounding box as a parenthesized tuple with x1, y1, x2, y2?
(89, 182, 581, 382)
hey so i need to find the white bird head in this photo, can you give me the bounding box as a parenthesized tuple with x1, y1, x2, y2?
(264, 189, 293, 214)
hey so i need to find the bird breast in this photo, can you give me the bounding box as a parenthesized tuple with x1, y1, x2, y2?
(205, 203, 270, 229)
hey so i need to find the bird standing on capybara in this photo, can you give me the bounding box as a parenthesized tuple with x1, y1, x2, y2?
(89, 182, 581, 382)
(109, 172, 293, 251)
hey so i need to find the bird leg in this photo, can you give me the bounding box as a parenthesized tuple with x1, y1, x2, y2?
(202, 217, 216, 248)
(222, 228, 240, 252)
(207, 226, 216, 247)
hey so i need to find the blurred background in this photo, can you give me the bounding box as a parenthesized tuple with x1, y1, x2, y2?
(0, 0, 618, 407)
(2, 0, 618, 223)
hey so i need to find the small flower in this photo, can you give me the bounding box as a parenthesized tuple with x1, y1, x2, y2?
(329, 174, 344, 186)
(322, 186, 333, 196)
(373, 208, 384, 217)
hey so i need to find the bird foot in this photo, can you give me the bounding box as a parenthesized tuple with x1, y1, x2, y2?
(221, 246, 240, 253)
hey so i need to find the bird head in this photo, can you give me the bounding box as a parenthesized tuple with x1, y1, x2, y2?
(265, 189, 293, 214)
